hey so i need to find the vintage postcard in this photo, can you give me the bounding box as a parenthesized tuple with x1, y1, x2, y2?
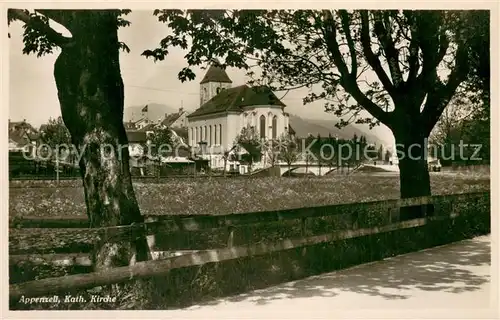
(2, 1, 498, 318)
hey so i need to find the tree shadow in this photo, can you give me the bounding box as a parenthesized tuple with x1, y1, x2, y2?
(189, 236, 490, 308)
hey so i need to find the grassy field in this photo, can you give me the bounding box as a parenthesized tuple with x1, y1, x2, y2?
(9, 173, 490, 218)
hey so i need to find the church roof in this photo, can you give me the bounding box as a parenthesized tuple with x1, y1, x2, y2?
(188, 85, 286, 118)
(199, 63, 233, 84)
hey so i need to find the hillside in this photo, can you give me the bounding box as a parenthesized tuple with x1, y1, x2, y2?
(124, 103, 179, 123)
(288, 114, 383, 145)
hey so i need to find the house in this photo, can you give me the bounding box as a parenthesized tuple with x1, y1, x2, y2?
(8, 120, 39, 156)
(137, 123, 156, 134)
(187, 61, 291, 171)
(124, 121, 137, 130)
(126, 130, 148, 159)
(9, 119, 37, 135)
(131, 118, 151, 130)
(8, 133, 29, 152)
(126, 126, 193, 169)
(162, 107, 189, 129)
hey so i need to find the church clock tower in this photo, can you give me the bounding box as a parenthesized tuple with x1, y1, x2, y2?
(199, 59, 233, 106)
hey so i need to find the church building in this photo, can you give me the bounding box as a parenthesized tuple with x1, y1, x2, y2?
(187, 62, 291, 171)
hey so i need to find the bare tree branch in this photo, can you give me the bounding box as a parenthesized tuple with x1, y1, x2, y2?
(359, 11, 395, 96)
(421, 43, 469, 136)
(372, 11, 404, 87)
(322, 10, 392, 127)
(416, 14, 449, 88)
(338, 10, 357, 76)
(404, 12, 420, 85)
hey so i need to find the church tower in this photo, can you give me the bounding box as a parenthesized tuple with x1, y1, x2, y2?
(199, 59, 232, 106)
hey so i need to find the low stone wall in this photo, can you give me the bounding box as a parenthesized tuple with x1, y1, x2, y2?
(139, 193, 492, 309)
(10, 192, 490, 310)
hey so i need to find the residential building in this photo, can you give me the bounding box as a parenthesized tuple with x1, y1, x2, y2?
(162, 107, 189, 129)
(131, 117, 151, 130)
(9, 119, 37, 135)
(126, 130, 148, 159)
(8, 119, 38, 156)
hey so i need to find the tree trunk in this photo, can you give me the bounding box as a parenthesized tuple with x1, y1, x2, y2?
(53, 12, 150, 271)
(394, 133, 431, 199)
(398, 155, 431, 198)
(393, 122, 433, 220)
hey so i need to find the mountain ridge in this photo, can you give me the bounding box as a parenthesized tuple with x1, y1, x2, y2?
(287, 114, 382, 145)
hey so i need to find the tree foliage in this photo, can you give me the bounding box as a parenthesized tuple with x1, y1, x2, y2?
(8, 9, 132, 56)
(276, 133, 299, 170)
(146, 127, 174, 159)
(39, 116, 72, 161)
(40, 116, 71, 147)
(235, 126, 263, 165)
(145, 9, 491, 199)
(145, 9, 488, 134)
(430, 95, 489, 165)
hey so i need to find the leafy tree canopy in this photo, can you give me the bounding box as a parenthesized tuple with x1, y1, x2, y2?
(235, 126, 263, 162)
(145, 127, 174, 159)
(7, 9, 132, 56)
(40, 116, 71, 147)
(144, 9, 489, 136)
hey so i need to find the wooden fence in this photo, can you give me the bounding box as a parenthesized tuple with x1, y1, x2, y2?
(9, 191, 490, 302)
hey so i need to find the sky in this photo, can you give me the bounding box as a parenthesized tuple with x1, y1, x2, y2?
(8, 10, 394, 145)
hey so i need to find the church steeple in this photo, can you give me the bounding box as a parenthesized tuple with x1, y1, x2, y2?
(200, 59, 232, 106)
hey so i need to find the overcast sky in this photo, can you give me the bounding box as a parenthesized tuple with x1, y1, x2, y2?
(8, 10, 394, 144)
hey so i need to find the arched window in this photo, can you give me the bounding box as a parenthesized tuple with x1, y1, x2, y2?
(214, 124, 218, 145)
(216, 87, 221, 94)
(190, 128, 194, 145)
(209, 125, 212, 146)
(203, 126, 207, 142)
(219, 124, 222, 145)
(213, 125, 217, 145)
(272, 115, 277, 139)
(260, 115, 266, 140)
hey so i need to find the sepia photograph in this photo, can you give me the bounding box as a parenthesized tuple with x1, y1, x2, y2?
(3, 3, 497, 317)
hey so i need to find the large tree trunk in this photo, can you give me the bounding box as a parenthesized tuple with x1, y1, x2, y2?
(53, 12, 150, 271)
(393, 120, 433, 220)
(393, 131, 431, 199)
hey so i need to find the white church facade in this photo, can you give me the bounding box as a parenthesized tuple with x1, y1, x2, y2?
(187, 62, 291, 172)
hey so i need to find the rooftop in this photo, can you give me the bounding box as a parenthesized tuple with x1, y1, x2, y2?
(161, 109, 187, 127)
(188, 85, 286, 118)
(199, 61, 233, 84)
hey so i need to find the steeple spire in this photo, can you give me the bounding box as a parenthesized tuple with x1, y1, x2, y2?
(199, 59, 232, 84)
